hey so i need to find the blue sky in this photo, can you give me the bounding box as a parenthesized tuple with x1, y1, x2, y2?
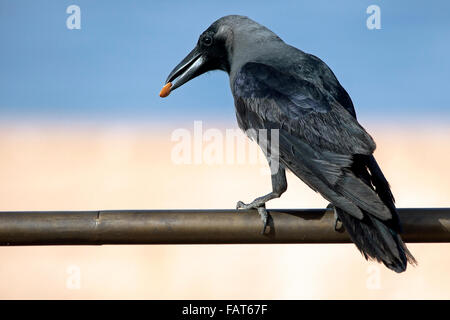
(0, 0, 449, 126)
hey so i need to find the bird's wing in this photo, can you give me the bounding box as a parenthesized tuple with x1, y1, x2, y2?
(233, 62, 391, 220)
(299, 54, 399, 227)
(300, 52, 357, 118)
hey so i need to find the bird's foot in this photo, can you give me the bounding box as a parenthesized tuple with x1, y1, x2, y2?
(327, 203, 344, 232)
(236, 201, 270, 234)
(236, 196, 267, 209)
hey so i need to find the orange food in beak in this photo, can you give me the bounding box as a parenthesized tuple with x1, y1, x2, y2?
(159, 82, 172, 98)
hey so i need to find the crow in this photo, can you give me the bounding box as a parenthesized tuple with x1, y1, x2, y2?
(160, 15, 416, 272)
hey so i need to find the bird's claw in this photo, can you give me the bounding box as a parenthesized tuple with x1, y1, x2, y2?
(236, 200, 262, 210)
(334, 216, 343, 232)
(327, 203, 344, 232)
(236, 200, 270, 234)
(236, 201, 247, 210)
(257, 206, 269, 234)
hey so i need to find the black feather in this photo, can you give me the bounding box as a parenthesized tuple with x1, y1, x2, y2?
(233, 59, 416, 272)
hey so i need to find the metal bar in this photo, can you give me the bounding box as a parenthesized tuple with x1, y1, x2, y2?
(0, 208, 448, 246)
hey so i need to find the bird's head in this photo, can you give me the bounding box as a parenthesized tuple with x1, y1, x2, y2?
(159, 15, 282, 97)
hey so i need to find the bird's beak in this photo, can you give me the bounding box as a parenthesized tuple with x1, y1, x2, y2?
(160, 47, 205, 98)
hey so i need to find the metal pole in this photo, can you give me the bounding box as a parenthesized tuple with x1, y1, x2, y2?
(0, 208, 448, 246)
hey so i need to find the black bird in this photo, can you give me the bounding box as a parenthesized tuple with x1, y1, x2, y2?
(160, 15, 416, 272)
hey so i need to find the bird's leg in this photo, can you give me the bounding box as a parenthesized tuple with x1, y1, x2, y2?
(327, 203, 344, 232)
(236, 165, 287, 234)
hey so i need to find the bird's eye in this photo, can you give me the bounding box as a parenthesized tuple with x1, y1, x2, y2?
(202, 36, 213, 46)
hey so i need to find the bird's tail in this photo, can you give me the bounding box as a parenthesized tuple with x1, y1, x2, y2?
(335, 207, 416, 272)
(332, 154, 417, 272)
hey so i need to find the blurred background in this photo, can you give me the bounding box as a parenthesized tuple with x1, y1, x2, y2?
(0, 0, 449, 299)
